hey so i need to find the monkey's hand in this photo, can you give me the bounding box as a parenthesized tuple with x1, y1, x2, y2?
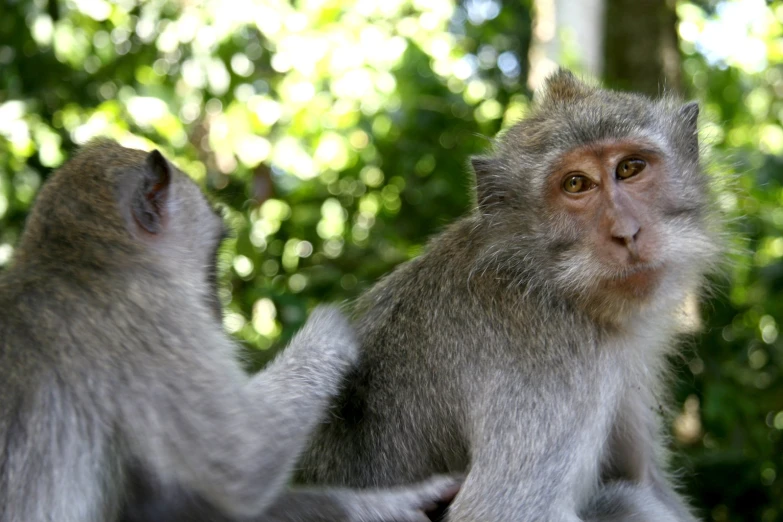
(290, 305, 359, 367)
(264, 476, 463, 522)
(254, 305, 358, 402)
(359, 475, 463, 522)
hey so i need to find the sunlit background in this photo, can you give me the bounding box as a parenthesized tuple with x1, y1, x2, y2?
(0, 0, 781, 520)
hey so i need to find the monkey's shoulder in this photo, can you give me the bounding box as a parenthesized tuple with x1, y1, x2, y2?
(1, 270, 173, 371)
(356, 219, 481, 311)
(353, 218, 560, 348)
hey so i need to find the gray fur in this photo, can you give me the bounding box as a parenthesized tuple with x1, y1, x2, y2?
(297, 70, 721, 521)
(125, 476, 459, 522)
(0, 140, 459, 522)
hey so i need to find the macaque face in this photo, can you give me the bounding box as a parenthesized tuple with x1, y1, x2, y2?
(546, 139, 669, 301)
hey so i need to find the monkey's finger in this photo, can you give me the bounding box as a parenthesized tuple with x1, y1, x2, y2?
(389, 475, 462, 512)
(344, 478, 460, 522)
(415, 475, 463, 505)
(422, 479, 460, 522)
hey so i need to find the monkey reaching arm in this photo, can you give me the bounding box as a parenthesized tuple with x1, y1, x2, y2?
(120, 305, 459, 522)
(119, 306, 357, 518)
(0, 140, 458, 522)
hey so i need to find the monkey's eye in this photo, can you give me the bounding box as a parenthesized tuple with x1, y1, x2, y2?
(616, 158, 646, 180)
(562, 174, 595, 194)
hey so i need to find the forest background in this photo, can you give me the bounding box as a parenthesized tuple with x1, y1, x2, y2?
(1, 0, 782, 520)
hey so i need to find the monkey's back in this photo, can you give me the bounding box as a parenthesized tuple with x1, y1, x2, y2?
(298, 219, 517, 487)
(0, 272, 125, 521)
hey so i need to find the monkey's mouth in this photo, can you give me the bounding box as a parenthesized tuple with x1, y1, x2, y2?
(607, 263, 665, 297)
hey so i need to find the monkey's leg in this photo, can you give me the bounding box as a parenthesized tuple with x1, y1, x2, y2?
(120, 307, 357, 520)
(444, 370, 598, 522)
(580, 482, 681, 522)
(590, 393, 700, 522)
(640, 471, 700, 522)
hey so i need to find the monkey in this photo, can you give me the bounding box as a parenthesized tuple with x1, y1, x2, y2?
(0, 139, 460, 522)
(295, 69, 722, 521)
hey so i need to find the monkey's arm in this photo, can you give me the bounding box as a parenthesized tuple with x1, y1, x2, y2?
(263, 477, 460, 522)
(121, 307, 357, 520)
(123, 477, 460, 522)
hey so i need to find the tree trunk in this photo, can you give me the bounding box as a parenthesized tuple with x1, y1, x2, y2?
(528, 0, 606, 90)
(602, 0, 681, 95)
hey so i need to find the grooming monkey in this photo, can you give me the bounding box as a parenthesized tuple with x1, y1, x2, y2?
(296, 70, 722, 521)
(0, 140, 458, 522)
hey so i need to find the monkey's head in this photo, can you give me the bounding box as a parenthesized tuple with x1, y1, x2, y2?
(471, 70, 721, 325)
(17, 139, 226, 317)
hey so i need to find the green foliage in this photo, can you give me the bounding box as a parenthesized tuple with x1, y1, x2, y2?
(0, 0, 528, 352)
(0, 0, 780, 520)
(673, 3, 783, 520)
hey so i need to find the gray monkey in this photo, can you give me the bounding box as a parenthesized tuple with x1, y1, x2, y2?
(296, 70, 723, 521)
(0, 139, 459, 522)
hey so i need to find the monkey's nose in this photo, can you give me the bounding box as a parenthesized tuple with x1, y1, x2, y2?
(611, 225, 641, 260)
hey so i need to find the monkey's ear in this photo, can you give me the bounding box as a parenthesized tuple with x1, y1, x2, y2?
(678, 101, 700, 155)
(471, 156, 506, 210)
(132, 150, 172, 234)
